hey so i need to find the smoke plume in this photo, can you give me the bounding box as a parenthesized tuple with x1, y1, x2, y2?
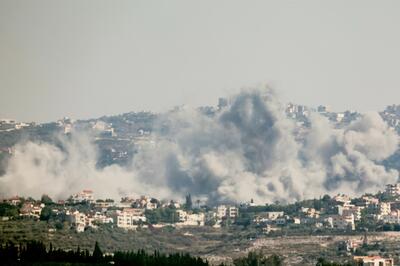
(0, 88, 398, 204)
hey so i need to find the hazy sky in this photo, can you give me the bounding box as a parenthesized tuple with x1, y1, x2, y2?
(1, 0, 400, 122)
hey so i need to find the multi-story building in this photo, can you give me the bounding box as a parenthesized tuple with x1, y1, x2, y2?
(253, 212, 284, 224)
(217, 205, 227, 219)
(332, 214, 355, 230)
(116, 208, 146, 230)
(338, 204, 362, 221)
(333, 194, 352, 204)
(67, 210, 88, 232)
(67, 210, 113, 232)
(19, 203, 43, 219)
(380, 211, 400, 224)
(69, 211, 86, 225)
(379, 202, 391, 216)
(228, 206, 239, 218)
(301, 207, 320, 218)
(70, 190, 95, 204)
(175, 210, 205, 226)
(361, 196, 379, 207)
(91, 212, 113, 224)
(94, 200, 115, 209)
(385, 183, 400, 197)
(6, 196, 21, 206)
(176, 210, 187, 222)
(216, 205, 239, 219)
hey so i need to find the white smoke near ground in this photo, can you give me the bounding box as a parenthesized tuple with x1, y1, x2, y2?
(0, 88, 398, 204)
(0, 134, 173, 201)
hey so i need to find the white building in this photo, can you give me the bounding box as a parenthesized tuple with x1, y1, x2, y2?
(380, 210, 400, 224)
(293, 217, 301, 224)
(301, 207, 320, 218)
(94, 200, 115, 209)
(68, 210, 90, 232)
(216, 205, 227, 219)
(385, 183, 400, 197)
(19, 203, 43, 218)
(116, 208, 146, 230)
(69, 211, 87, 225)
(332, 214, 355, 230)
(361, 196, 379, 207)
(176, 210, 205, 226)
(179, 213, 205, 226)
(92, 212, 113, 224)
(338, 204, 362, 221)
(76, 223, 85, 233)
(216, 205, 239, 219)
(145, 202, 157, 210)
(353, 256, 394, 266)
(176, 210, 187, 222)
(334, 113, 345, 122)
(92, 121, 116, 137)
(333, 194, 352, 204)
(6, 196, 21, 206)
(70, 190, 95, 204)
(379, 202, 391, 216)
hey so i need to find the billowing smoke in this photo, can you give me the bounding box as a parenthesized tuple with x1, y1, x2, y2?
(0, 88, 398, 204)
(0, 134, 172, 201)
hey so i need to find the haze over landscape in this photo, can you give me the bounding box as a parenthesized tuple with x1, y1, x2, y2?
(2, 2, 400, 265)
(1, 88, 399, 204)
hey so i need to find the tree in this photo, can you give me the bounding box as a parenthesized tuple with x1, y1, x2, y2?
(233, 252, 283, 266)
(92, 241, 103, 261)
(0, 203, 19, 218)
(55, 221, 63, 230)
(322, 194, 331, 202)
(40, 194, 53, 205)
(39, 206, 53, 221)
(150, 198, 159, 204)
(196, 199, 201, 209)
(185, 194, 193, 210)
(235, 212, 252, 228)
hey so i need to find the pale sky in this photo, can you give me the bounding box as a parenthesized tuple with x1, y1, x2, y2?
(1, 0, 400, 122)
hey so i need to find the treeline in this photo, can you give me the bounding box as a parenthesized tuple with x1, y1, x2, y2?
(0, 203, 19, 218)
(232, 252, 283, 266)
(0, 241, 208, 266)
(0, 241, 357, 266)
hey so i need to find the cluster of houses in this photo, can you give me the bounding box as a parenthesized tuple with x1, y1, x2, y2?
(380, 104, 400, 133)
(285, 103, 360, 125)
(1, 190, 240, 233)
(4, 182, 400, 236)
(0, 119, 33, 133)
(250, 189, 400, 234)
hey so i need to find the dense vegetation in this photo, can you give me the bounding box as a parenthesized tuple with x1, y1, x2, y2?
(0, 240, 293, 266)
(0, 203, 19, 218)
(232, 252, 283, 266)
(0, 240, 208, 266)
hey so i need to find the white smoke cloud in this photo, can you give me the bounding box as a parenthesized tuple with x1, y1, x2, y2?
(0, 88, 398, 204)
(0, 134, 173, 201)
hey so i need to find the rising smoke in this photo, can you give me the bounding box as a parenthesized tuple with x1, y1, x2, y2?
(0, 88, 398, 204)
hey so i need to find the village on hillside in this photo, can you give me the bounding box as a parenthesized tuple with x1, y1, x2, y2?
(3, 183, 400, 265)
